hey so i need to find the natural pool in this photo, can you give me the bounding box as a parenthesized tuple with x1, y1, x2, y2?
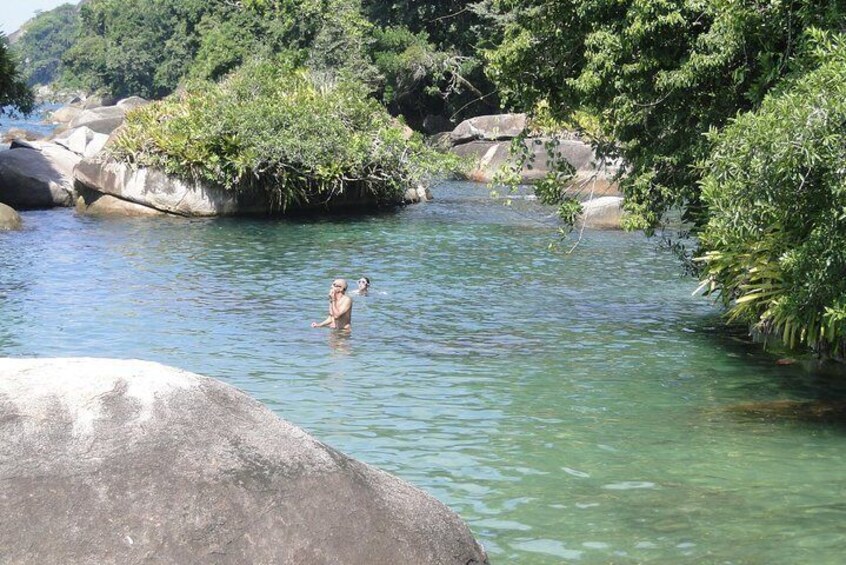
(2, 182, 846, 563)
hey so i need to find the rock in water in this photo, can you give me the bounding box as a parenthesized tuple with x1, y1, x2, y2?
(0, 358, 488, 564)
(0, 202, 22, 230)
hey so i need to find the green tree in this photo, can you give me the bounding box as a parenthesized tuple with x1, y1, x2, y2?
(109, 59, 455, 210)
(486, 0, 846, 231)
(0, 36, 33, 114)
(697, 31, 846, 355)
(10, 3, 78, 86)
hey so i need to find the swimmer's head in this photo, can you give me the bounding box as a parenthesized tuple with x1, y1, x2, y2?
(357, 277, 370, 291)
(332, 279, 348, 293)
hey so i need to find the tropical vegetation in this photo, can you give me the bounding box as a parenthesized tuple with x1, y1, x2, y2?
(483, 0, 846, 355)
(0, 36, 33, 115)
(7, 0, 846, 355)
(8, 3, 78, 87)
(12, 0, 495, 129)
(696, 32, 846, 356)
(108, 59, 453, 211)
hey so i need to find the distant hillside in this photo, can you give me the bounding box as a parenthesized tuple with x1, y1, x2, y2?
(10, 2, 81, 86)
(8, 0, 498, 130)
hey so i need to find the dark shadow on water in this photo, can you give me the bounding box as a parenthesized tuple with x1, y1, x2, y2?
(693, 315, 846, 426)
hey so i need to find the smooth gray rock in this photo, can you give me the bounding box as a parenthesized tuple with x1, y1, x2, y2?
(53, 126, 110, 158)
(449, 113, 528, 144)
(579, 196, 625, 229)
(82, 93, 118, 110)
(75, 189, 168, 217)
(0, 143, 81, 209)
(49, 105, 83, 125)
(452, 137, 621, 195)
(0, 358, 488, 565)
(0, 202, 22, 230)
(69, 106, 127, 135)
(74, 158, 270, 217)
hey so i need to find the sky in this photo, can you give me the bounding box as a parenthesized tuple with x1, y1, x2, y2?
(2, 0, 75, 36)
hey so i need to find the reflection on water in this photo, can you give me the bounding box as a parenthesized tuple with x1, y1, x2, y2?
(2, 182, 846, 563)
(327, 330, 353, 356)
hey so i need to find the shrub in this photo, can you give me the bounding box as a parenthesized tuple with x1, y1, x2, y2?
(109, 59, 455, 211)
(696, 32, 846, 356)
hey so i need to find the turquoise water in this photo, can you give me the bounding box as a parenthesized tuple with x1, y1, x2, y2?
(2, 182, 846, 563)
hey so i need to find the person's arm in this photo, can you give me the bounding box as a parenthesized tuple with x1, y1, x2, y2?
(313, 287, 339, 328)
(329, 295, 352, 319)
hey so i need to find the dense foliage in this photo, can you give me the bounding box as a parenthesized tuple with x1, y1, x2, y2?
(485, 0, 846, 232)
(697, 33, 846, 355)
(12, 0, 495, 128)
(484, 0, 846, 354)
(11, 0, 846, 353)
(9, 3, 78, 87)
(0, 36, 34, 114)
(108, 60, 453, 210)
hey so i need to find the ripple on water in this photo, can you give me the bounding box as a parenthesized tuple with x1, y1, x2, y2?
(602, 481, 658, 490)
(3, 183, 846, 564)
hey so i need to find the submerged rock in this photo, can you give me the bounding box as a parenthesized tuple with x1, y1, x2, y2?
(725, 399, 846, 423)
(0, 358, 488, 564)
(0, 202, 22, 230)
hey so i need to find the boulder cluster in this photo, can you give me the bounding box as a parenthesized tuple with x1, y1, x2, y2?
(0, 101, 623, 227)
(0, 95, 432, 221)
(0, 95, 149, 219)
(443, 113, 625, 228)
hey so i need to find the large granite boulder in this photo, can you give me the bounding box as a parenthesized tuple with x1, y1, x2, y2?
(69, 106, 127, 135)
(74, 158, 271, 217)
(449, 113, 528, 145)
(0, 142, 82, 209)
(116, 96, 150, 112)
(81, 92, 118, 110)
(0, 202, 22, 230)
(453, 136, 621, 195)
(0, 358, 488, 564)
(74, 158, 409, 217)
(53, 126, 110, 158)
(49, 104, 83, 125)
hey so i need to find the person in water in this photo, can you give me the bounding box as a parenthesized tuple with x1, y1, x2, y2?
(311, 278, 352, 330)
(356, 276, 370, 296)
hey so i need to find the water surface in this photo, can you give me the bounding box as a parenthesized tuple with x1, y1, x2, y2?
(2, 182, 845, 563)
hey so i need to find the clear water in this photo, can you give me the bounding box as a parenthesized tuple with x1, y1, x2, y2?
(0, 103, 62, 141)
(2, 182, 846, 564)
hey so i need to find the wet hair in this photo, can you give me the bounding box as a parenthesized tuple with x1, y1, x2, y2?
(358, 277, 370, 286)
